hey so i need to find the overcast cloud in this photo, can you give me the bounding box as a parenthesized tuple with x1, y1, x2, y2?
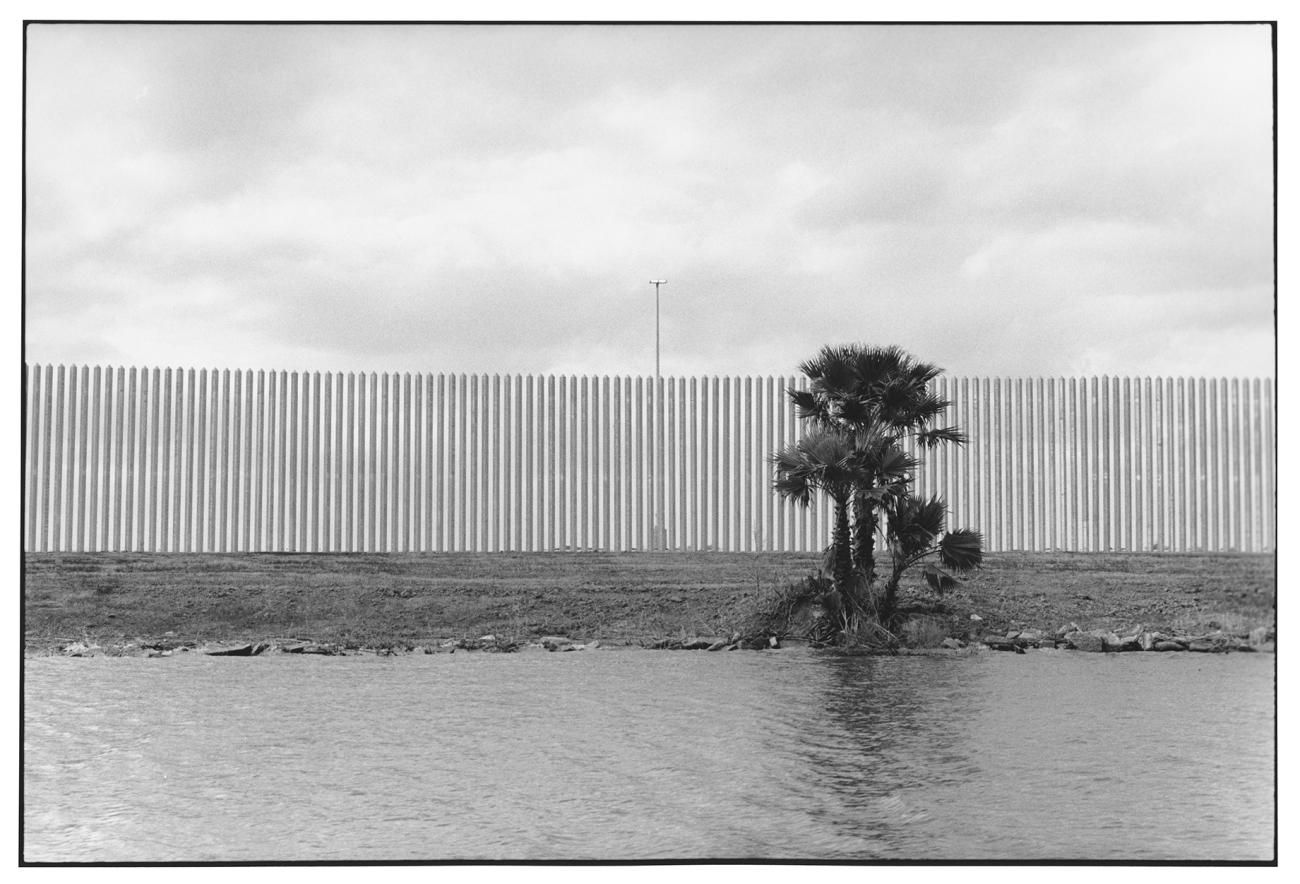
(24, 23, 1274, 380)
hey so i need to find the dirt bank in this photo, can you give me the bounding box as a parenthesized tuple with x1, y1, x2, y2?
(22, 550, 1274, 655)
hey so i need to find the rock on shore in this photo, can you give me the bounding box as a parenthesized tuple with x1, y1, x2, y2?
(972, 625, 1273, 654)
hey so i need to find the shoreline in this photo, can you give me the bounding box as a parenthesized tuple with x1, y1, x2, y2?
(30, 628, 1277, 659)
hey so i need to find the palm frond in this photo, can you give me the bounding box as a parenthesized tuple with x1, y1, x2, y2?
(772, 428, 859, 504)
(801, 344, 857, 383)
(871, 445, 920, 479)
(846, 424, 892, 451)
(884, 391, 948, 430)
(772, 445, 812, 503)
(938, 529, 984, 572)
(875, 374, 921, 416)
(788, 388, 821, 421)
(916, 426, 969, 448)
(853, 345, 910, 385)
(922, 564, 960, 595)
(887, 494, 947, 553)
(912, 495, 948, 536)
(837, 395, 873, 426)
(910, 391, 951, 419)
(771, 444, 821, 499)
(907, 362, 944, 387)
(821, 363, 858, 396)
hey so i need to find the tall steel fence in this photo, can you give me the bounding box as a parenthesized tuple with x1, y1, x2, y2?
(21, 364, 1275, 554)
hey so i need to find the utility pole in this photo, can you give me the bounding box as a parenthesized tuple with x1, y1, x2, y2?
(649, 280, 667, 551)
(649, 280, 666, 381)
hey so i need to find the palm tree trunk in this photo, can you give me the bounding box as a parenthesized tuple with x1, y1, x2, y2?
(852, 491, 878, 583)
(880, 564, 906, 631)
(831, 498, 854, 594)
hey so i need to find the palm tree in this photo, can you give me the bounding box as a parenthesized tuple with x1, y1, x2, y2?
(772, 427, 919, 628)
(788, 344, 968, 583)
(878, 494, 984, 628)
(772, 428, 859, 592)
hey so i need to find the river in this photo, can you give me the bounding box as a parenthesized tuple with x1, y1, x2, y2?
(23, 648, 1274, 862)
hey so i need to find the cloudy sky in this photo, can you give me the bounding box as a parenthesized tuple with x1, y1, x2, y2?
(23, 22, 1275, 381)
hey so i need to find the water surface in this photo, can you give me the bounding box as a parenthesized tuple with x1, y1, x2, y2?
(24, 649, 1274, 862)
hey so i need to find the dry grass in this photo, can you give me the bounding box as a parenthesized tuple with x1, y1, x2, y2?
(899, 616, 952, 649)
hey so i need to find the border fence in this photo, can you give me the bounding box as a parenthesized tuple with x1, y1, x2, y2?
(22, 364, 1275, 554)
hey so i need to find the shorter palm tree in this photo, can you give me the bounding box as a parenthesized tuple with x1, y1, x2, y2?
(844, 430, 921, 582)
(878, 494, 984, 629)
(772, 428, 859, 593)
